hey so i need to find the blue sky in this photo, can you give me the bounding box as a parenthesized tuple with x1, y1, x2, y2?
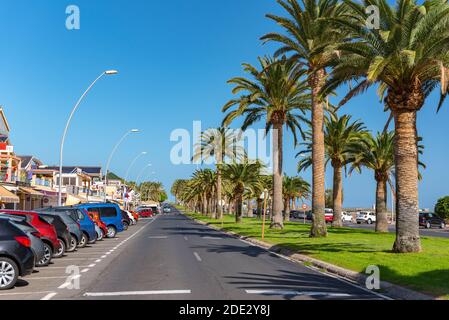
(0, 0, 447, 208)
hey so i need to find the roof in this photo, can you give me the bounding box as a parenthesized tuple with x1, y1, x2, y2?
(45, 166, 102, 175)
(18, 156, 44, 170)
(18, 187, 44, 196)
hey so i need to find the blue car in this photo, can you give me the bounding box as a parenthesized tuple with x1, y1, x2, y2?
(76, 203, 124, 238)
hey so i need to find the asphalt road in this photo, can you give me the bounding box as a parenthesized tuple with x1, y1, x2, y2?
(0, 208, 388, 300)
(290, 218, 449, 239)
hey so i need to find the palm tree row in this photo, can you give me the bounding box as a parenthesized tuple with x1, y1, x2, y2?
(174, 0, 449, 253)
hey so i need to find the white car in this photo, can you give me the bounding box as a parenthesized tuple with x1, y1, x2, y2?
(341, 212, 353, 223)
(356, 211, 376, 224)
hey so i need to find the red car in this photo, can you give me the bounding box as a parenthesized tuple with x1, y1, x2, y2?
(0, 210, 60, 266)
(139, 208, 153, 218)
(325, 213, 334, 223)
(87, 211, 108, 240)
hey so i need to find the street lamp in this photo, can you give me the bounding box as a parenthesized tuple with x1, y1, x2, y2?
(136, 164, 152, 184)
(58, 70, 118, 206)
(124, 151, 147, 182)
(103, 129, 140, 201)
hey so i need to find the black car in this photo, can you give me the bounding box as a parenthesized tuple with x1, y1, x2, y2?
(38, 213, 71, 258)
(120, 210, 131, 230)
(419, 212, 446, 229)
(0, 219, 35, 290)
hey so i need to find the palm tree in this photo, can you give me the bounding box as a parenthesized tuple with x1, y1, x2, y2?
(324, 0, 449, 252)
(349, 131, 395, 232)
(222, 56, 310, 229)
(221, 161, 264, 223)
(171, 179, 188, 205)
(298, 114, 366, 227)
(193, 127, 245, 219)
(283, 176, 311, 221)
(262, 0, 350, 237)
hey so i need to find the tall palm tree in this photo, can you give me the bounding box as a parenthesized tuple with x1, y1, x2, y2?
(324, 0, 449, 252)
(192, 127, 245, 219)
(283, 175, 311, 221)
(262, 0, 350, 237)
(171, 179, 188, 205)
(298, 114, 367, 227)
(221, 161, 264, 223)
(349, 131, 395, 232)
(222, 56, 310, 229)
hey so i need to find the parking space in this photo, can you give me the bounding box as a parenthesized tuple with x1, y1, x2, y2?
(0, 218, 154, 300)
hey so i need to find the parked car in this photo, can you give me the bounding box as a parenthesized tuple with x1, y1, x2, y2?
(419, 212, 446, 229)
(290, 210, 306, 220)
(35, 209, 82, 252)
(0, 218, 35, 290)
(341, 212, 353, 223)
(0, 214, 44, 266)
(38, 213, 72, 258)
(356, 211, 376, 224)
(87, 211, 108, 241)
(120, 210, 131, 230)
(130, 211, 139, 222)
(138, 208, 154, 218)
(76, 203, 124, 238)
(0, 210, 59, 267)
(125, 211, 137, 225)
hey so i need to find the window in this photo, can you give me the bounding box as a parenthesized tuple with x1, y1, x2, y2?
(99, 207, 117, 218)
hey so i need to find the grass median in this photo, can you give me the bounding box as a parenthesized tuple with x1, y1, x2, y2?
(184, 210, 449, 299)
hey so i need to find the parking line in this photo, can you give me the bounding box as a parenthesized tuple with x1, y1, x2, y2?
(81, 268, 90, 273)
(41, 292, 58, 300)
(0, 291, 54, 297)
(27, 276, 68, 280)
(193, 252, 202, 262)
(42, 266, 92, 269)
(83, 290, 191, 297)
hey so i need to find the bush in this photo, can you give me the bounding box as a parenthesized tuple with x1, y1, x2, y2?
(434, 196, 449, 220)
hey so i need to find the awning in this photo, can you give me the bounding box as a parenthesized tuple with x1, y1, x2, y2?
(18, 187, 44, 197)
(65, 194, 88, 206)
(34, 186, 66, 198)
(0, 185, 19, 203)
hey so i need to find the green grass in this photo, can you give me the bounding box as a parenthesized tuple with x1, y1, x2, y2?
(186, 211, 449, 299)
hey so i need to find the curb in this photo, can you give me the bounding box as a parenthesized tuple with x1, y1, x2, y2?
(184, 213, 434, 301)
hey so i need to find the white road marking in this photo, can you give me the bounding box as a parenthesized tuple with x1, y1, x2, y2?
(95, 259, 102, 263)
(81, 268, 90, 273)
(193, 252, 202, 262)
(27, 276, 67, 280)
(83, 290, 191, 297)
(245, 289, 352, 297)
(88, 264, 96, 268)
(41, 292, 58, 300)
(42, 266, 92, 269)
(58, 275, 81, 289)
(0, 291, 53, 297)
(101, 255, 107, 258)
(184, 236, 188, 241)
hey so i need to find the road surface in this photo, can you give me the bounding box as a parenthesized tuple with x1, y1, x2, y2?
(0, 208, 387, 300)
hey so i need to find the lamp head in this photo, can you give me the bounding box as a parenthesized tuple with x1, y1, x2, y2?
(105, 70, 118, 75)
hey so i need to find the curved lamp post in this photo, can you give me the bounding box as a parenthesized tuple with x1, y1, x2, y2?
(124, 151, 147, 182)
(58, 70, 118, 206)
(136, 164, 152, 184)
(103, 129, 140, 201)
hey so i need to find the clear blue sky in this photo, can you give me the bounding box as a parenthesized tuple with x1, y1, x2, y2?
(0, 0, 447, 209)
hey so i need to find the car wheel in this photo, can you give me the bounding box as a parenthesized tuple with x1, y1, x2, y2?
(77, 233, 88, 248)
(122, 221, 129, 231)
(0, 257, 19, 290)
(54, 239, 66, 258)
(36, 243, 53, 267)
(67, 236, 77, 252)
(440, 222, 446, 229)
(426, 222, 431, 229)
(97, 229, 104, 241)
(367, 219, 372, 225)
(107, 226, 117, 238)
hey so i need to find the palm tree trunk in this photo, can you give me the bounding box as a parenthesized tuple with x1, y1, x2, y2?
(202, 194, 207, 216)
(284, 198, 290, 222)
(247, 199, 253, 218)
(216, 167, 222, 220)
(309, 70, 327, 237)
(376, 178, 389, 233)
(235, 195, 243, 223)
(292, 198, 296, 210)
(392, 109, 421, 253)
(332, 164, 343, 227)
(271, 121, 284, 229)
